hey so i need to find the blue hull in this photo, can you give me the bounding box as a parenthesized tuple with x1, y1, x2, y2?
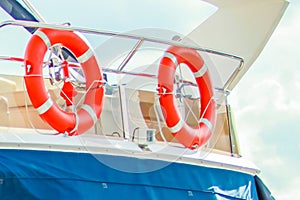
(0, 149, 259, 199)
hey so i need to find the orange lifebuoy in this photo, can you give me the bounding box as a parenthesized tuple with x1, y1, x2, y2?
(157, 46, 216, 149)
(24, 28, 105, 135)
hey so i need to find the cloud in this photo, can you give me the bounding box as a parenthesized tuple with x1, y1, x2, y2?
(229, 3, 300, 199)
(230, 75, 300, 199)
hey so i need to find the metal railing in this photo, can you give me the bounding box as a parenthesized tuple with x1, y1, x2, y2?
(0, 20, 244, 93)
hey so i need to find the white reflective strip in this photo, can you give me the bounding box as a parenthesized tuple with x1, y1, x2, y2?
(200, 118, 213, 132)
(69, 112, 79, 134)
(81, 104, 98, 124)
(35, 31, 51, 48)
(36, 98, 53, 114)
(163, 52, 178, 67)
(77, 48, 94, 63)
(169, 118, 185, 133)
(193, 64, 207, 78)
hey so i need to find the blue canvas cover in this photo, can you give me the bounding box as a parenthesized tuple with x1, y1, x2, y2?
(0, 149, 259, 199)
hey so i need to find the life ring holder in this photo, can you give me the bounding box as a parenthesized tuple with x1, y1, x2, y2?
(24, 28, 105, 135)
(157, 46, 216, 149)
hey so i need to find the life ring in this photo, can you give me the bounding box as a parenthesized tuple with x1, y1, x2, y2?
(24, 28, 105, 135)
(157, 46, 216, 149)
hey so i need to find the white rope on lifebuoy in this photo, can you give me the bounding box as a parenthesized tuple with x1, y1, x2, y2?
(157, 46, 216, 149)
(24, 28, 105, 135)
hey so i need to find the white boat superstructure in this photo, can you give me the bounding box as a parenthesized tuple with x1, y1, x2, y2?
(0, 0, 288, 199)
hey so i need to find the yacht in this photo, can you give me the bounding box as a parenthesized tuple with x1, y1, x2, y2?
(0, 0, 288, 199)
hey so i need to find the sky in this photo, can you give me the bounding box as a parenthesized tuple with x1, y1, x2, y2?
(230, 1, 300, 199)
(0, 0, 298, 199)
